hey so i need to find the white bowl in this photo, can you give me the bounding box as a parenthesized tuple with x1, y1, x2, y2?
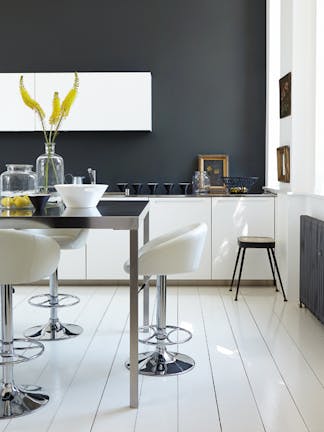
(54, 184, 108, 208)
(62, 207, 101, 217)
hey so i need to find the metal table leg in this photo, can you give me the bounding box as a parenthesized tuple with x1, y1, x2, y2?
(143, 212, 150, 330)
(130, 229, 139, 408)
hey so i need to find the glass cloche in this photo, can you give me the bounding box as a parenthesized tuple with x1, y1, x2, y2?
(0, 164, 37, 208)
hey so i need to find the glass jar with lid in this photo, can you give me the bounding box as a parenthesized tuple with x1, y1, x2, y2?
(192, 171, 211, 194)
(0, 164, 37, 209)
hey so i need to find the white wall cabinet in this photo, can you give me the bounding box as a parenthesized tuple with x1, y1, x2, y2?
(149, 198, 212, 279)
(0, 72, 152, 131)
(212, 197, 275, 279)
(0, 73, 35, 131)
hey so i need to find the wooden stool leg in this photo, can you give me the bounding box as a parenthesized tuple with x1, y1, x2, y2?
(230, 247, 242, 291)
(270, 248, 287, 301)
(235, 248, 246, 301)
(266, 248, 278, 291)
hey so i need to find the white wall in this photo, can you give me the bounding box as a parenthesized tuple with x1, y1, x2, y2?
(267, 0, 318, 301)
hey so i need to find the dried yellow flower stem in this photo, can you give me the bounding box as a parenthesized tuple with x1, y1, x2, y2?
(19, 76, 48, 143)
(52, 72, 79, 141)
(19, 72, 79, 144)
(49, 92, 61, 126)
(19, 76, 45, 119)
(49, 91, 61, 143)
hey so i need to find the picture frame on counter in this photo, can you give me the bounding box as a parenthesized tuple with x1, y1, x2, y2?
(276, 145, 290, 183)
(198, 154, 229, 191)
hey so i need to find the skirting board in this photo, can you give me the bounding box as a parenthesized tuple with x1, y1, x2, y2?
(31, 279, 275, 287)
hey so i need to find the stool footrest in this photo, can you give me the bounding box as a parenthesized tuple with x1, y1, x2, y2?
(0, 338, 44, 365)
(138, 325, 192, 346)
(28, 293, 80, 308)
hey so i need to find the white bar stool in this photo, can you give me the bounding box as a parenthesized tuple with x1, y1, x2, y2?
(124, 223, 207, 376)
(23, 229, 89, 341)
(0, 229, 60, 418)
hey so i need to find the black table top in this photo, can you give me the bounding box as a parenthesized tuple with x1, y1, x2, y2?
(0, 200, 150, 230)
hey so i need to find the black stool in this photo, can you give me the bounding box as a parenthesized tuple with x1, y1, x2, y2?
(230, 236, 287, 302)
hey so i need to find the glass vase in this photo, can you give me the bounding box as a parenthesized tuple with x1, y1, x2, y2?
(36, 143, 64, 196)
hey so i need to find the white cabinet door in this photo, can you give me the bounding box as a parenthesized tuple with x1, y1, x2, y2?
(86, 230, 129, 279)
(212, 197, 275, 279)
(58, 248, 86, 279)
(87, 197, 146, 280)
(149, 198, 212, 280)
(0, 73, 35, 131)
(35, 72, 152, 131)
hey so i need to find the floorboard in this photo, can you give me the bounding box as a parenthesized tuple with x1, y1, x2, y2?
(1, 285, 324, 431)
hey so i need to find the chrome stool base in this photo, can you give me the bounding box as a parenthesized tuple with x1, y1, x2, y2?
(126, 350, 195, 376)
(24, 321, 83, 341)
(0, 383, 49, 418)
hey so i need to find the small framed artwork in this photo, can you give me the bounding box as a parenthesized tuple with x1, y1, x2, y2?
(277, 146, 290, 182)
(198, 154, 229, 191)
(279, 72, 291, 118)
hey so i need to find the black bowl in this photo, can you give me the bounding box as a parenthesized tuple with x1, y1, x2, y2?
(178, 182, 191, 194)
(116, 183, 128, 193)
(132, 183, 143, 195)
(221, 177, 259, 194)
(147, 183, 159, 194)
(28, 194, 51, 212)
(163, 183, 174, 194)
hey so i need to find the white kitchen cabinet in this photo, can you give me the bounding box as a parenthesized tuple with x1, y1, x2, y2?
(86, 230, 130, 279)
(58, 248, 87, 280)
(0, 72, 152, 131)
(149, 197, 212, 279)
(35, 72, 152, 131)
(0, 73, 35, 131)
(212, 197, 275, 279)
(86, 196, 146, 280)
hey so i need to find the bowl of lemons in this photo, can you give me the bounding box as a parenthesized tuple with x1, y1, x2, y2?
(0, 195, 32, 209)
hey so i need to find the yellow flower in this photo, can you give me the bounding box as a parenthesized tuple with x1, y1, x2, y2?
(49, 91, 61, 125)
(19, 76, 45, 119)
(61, 72, 79, 118)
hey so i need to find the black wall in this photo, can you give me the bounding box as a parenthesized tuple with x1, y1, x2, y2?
(0, 0, 265, 192)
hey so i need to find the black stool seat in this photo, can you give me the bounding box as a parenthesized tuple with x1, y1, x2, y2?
(230, 236, 287, 302)
(238, 236, 275, 248)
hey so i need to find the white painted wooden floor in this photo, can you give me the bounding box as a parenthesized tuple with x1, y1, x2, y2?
(2, 285, 324, 432)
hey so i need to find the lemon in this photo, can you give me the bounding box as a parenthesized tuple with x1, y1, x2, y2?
(14, 196, 27, 208)
(1, 197, 13, 208)
(22, 195, 31, 206)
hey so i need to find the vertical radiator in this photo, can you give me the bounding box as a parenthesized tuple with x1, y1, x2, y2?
(300, 215, 324, 323)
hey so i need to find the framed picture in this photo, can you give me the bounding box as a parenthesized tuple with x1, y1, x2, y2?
(277, 146, 290, 182)
(279, 72, 291, 118)
(198, 154, 229, 191)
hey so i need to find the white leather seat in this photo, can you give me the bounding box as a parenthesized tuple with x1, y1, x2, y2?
(124, 222, 207, 376)
(0, 230, 60, 418)
(23, 229, 89, 341)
